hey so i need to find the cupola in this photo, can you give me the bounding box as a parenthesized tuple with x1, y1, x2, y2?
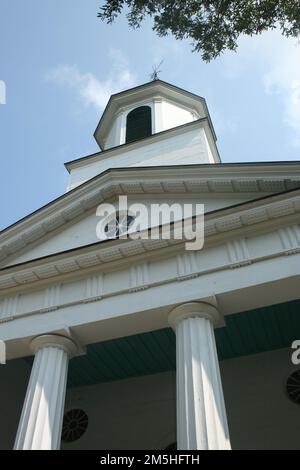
(93, 80, 216, 150)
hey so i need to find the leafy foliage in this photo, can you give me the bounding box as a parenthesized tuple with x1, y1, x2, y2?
(98, 1, 300, 61)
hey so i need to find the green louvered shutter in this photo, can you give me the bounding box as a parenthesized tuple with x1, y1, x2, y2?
(126, 106, 152, 144)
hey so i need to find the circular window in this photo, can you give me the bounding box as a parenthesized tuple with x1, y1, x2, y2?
(104, 212, 135, 238)
(62, 409, 88, 443)
(286, 370, 300, 404)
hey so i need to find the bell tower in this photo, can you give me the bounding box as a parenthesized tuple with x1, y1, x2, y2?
(93, 79, 217, 150)
(65, 80, 220, 191)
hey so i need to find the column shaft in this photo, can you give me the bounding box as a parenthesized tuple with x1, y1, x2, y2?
(169, 302, 231, 450)
(14, 335, 76, 450)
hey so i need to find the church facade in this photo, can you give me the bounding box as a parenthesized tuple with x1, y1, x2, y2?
(1, 80, 300, 450)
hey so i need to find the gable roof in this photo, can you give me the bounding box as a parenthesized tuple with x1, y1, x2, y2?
(1, 161, 300, 268)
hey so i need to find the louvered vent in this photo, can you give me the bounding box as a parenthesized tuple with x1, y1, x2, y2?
(62, 409, 88, 443)
(286, 370, 300, 404)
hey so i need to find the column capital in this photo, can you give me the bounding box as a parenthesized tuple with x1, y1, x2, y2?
(168, 301, 223, 329)
(30, 334, 78, 358)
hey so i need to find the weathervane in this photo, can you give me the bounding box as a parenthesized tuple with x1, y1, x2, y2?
(150, 59, 165, 81)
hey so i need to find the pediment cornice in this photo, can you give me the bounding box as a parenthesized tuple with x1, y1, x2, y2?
(1, 163, 300, 267)
(1, 187, 300, 294)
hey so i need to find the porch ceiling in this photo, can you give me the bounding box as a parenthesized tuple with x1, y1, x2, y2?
(64, 298, 300, 388)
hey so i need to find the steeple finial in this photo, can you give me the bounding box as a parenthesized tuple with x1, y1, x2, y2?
(149, 59, 165, 81)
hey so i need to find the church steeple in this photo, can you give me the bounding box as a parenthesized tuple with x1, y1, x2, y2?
(65, 80, 220, 191)
(93, 80, 217, 150)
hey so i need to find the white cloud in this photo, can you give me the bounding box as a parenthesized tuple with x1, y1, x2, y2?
(262, 37, 300, 147)
(47, 49, 136, 111)
(220, 31, 300, 147)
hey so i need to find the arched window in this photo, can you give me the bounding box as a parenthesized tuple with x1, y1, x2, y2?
(126, 106, 152, 144)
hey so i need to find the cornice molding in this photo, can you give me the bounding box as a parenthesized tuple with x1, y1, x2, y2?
(0, 193, 300, 294)
(0, 222, 300, 324)
(1, 167, 300, 266)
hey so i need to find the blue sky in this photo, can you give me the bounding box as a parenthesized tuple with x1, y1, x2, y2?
(1, 0, 300, 230)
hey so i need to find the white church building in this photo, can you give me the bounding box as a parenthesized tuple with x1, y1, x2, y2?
(1, 80, 300, 450)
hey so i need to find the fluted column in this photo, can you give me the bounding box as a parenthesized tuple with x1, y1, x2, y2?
(14, 334, 77, 450)
(169, 302, 231, 450)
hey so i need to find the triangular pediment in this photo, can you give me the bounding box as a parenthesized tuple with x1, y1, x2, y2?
(1, 163, 300, 269)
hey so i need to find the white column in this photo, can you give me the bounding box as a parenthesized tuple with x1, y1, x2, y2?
(114, 108, 126, 147)
(14, 334, 77, 450)
(153, 97, 163, 133)
(169, 302, 231, 450)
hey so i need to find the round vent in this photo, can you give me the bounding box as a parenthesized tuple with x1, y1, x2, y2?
(104, 212, 135, 238)
(62, 409, 88, 443)
(286, 370, 300, 404)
